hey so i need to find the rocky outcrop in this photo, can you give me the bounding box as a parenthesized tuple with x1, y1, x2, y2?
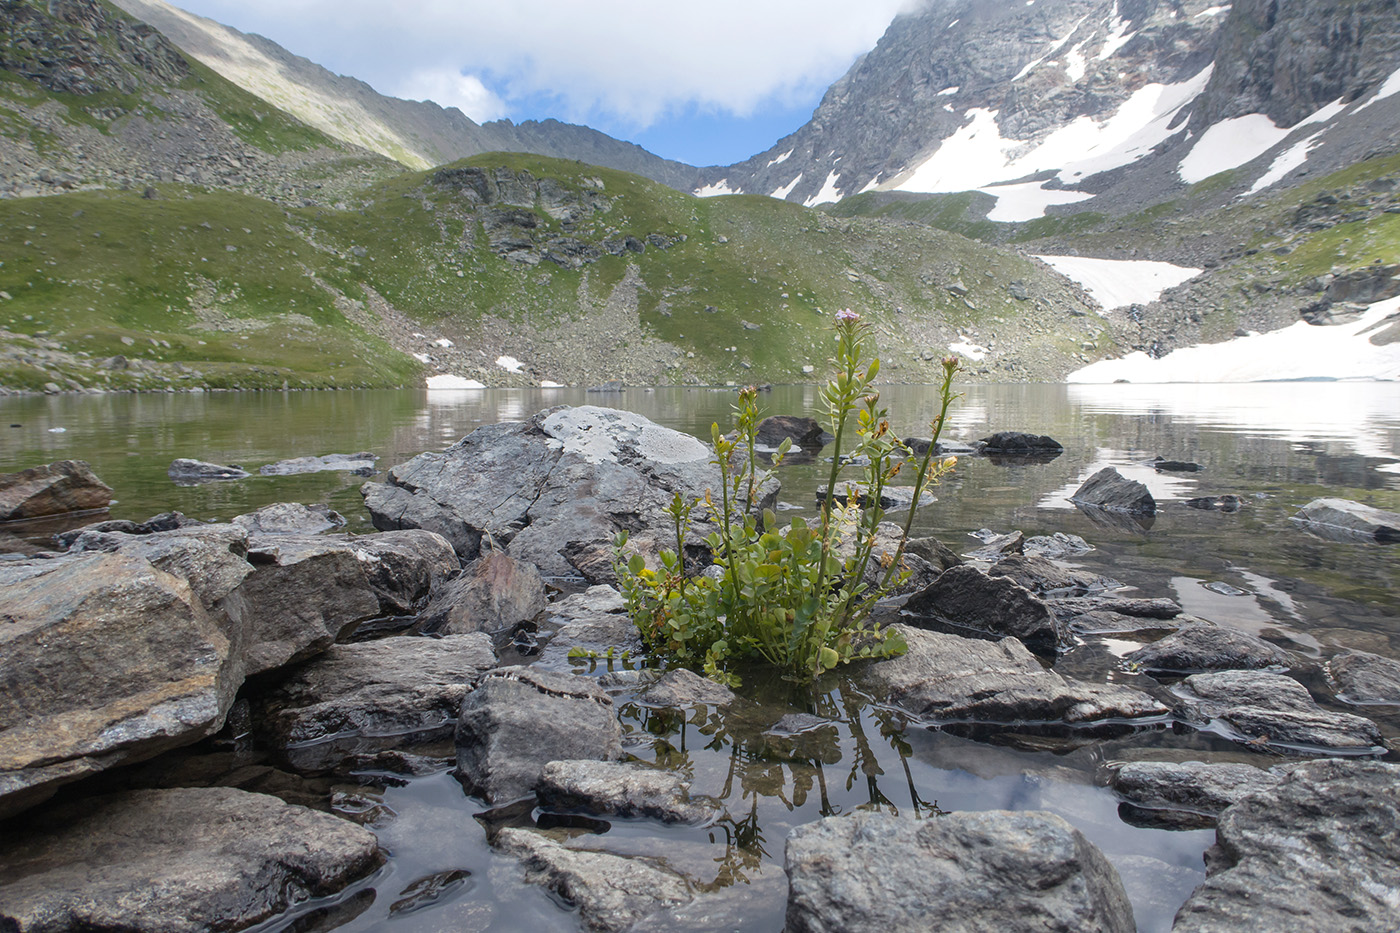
(1292, 497, 1400, 542)
(784, 809, 1135, 933)
(0, 459, 112, 522)
(0, 787, 380, 933)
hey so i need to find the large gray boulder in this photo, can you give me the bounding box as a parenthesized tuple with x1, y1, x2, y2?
(418, 551, 546, 636)
(903, 564, 1067, 651)
(363, 406, 774, 578)
(1124, 623, 1291, 673)
(0, 459, 112, 522)
(784, 809, 1135, 933)
(1071, 467, 1156, 514)
(859, 625, 1166, 725)
(1172, 759, 1400, 932)
(456, 667, 623, 803)
(1174, 670, 1385, 753)
(1326, 649, 1400, 704)
(0, 552, 245, 819)
(0, 787, 381, 933)
(1292, 497, 1400, 542)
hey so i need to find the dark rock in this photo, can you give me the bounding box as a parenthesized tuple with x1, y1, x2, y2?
(1070, 467, 1156, 514)
(635, 668, 736, 709)
(903, 564, 1066, 651)
(1173, 760, 1400, 933)
(586, 380, 624, 393)
(534, 585, 643, 670)
(1184, 495, 1244, 512)
(1292, 498, 1400, 542)
(989, 554, 1118, 596)
(0, 787, 380, 933)
(231, 502, 346, 535)
(1052, 595, 1184, 635)
(1123, 623, 1291, 673)
(1153, 459, 1203, 472)
(51, 510, 202, 549)
(167, 458, 249, 483)
(0, 460, 112, 521)
(418, 551, 546, 636)
(258, 452, 378, 477)
(390, 869, 473, 916)
(536, 760, 720, 824)
(977, 431, 1064, 454)
(360, 481, 483, 560)
(755, 415, 828, 450)
(1110, 760, 1285, 819)
(784, 809, 1135, 933)
(455, 667, 623, 803)
(1327, 649, 1400, 704)
(1174, 670, 1385, 753)
(859, 625, 1166, 725)
(903, 535, 963, 571)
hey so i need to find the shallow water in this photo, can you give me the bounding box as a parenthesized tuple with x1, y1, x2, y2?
(5, 382, 1399, 932)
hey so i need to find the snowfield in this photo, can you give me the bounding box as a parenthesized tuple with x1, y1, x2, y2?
(1034, 255, 1201, 311)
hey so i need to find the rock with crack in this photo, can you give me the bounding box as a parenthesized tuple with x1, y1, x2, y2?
(456, 667, 623, 803)
(536, 760, 720, 824)
(1123, 623, 1291, 674)
(784, 809, 1134, 933)
(0, 459, 112, 522)
(0, 787, 381, 933)
(903, 564, 1066, 652)
(1173, 670, 1385, 754)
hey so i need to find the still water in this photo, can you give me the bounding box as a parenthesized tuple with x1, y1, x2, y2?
(4, 383, 1399, 932)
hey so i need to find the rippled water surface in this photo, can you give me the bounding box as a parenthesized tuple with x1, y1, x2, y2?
(4, 383, 1399, 932)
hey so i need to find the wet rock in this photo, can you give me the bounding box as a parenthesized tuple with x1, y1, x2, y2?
(534, 585, 643, 670)
(455, 667, 623, 803)
(1110, 760, 1285, 819)
(258, 634, 496, 767)
(494, 828, 692, 932)
(1123, 623, 1291, 673)
(0, 459, 112, 521)
(1174, 670, 1384, 753)
(1326, 649, 1400, 704)
(259, 451, 379, 476)
(389, 869, 473, 916)
(1152, 459, 1203, 472)
(0, 552, 244, 819)
(760, 713, 842, 762)
(1023, 532, 1093, 559)
(1292, 497, 1400, 542)
(963, 528, 1024, 561)
(1053, 595, 1183, 635)
(231, 502, 346, 535)
(0, 787, 381, 933)
(635, 668, 736, 709)
(1070, 467, 1156, 514)
(784, 809, 1134, 933)
(903, 564, 1066, 652)
(167, 458, 249, 483)
(976, 431, 1064, 454)
(989, 554, 1118, 596)
(537, 760, 720, 824)
(860, 625, 1166, 725)
(1184, 494, 1244, 512)
(1173, 759, 1400, 933)
(418, 551, 546, 636)
(756, 415, 828, 450)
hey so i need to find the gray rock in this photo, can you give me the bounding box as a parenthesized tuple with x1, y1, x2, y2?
(904, 535, 963, 571)
(784, 809, 1134, 933)
(258, 634, 497, 766)
(859, 625, 1166, 725)
(418, 551, 546, 635)
(65, 523, 253, 612)
(1326, 649, 1400, 704)
(1052, 595, 1183, 635)
(1023, 532, 1093, 559)
(962, 528, 1024, 561)
(977, 431, 1064, 454)
(360, 480, 483, 559)
(756, 415, 828, 450)
(167, 458, 249, 483)
(0, 787, 381, 933)
(494, 828, 692, 933)
(537, 760, 720, 824)
(0, 460, 112, 521)
(535, 585, 643, 670)
(1292, 497, 1400, 542)
(1173, 759, 1400, 933)
(635, 668, 736, 709)
(258, 451, 378, 476)
(51, 511, 203, 549)
(1124, 623, 1291, 673)
(903, 564, 1066, 651)
(1174, 670, 1385, 753)
(1071, 467, 1156, 514)
(231, 502, 346, 535)
(455, 667, 623, 803)
(0, 552, 244, 819)
(1111, 760, 1285, 818)
(990, 553, 1118, 596)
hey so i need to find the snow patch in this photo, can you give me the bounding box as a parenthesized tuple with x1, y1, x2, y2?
(427, 374, 485, 390)
(694, 179, 740, 197)
(434, 337, 454, 348)
(938, 86, 960, 96)
(1036, 255, 1201, 311)
(495, 355, 525, 374)
(767, 149, 793, 167)
(412, 352, 432, 363)
(1097, 1, 1136, 60)
(977, 182, 1094, 222)
(1178, 99, 1346, 184)
(949, 338, 988, 361)
(540, 380, 565, 388)
(1014, 14, 1088, 82)
(1355, 64, 1400, 113)
(1245, 130, 1325, 195)
(771, 173, 803, 199)
(1196, 4, 1231, 16)
(804, 170, 844, 207)
(858, 175, 882, 194)
(1064, 42, 1088, 83)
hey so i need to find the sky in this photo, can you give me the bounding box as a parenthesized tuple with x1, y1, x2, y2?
(167, 0, 920, 167)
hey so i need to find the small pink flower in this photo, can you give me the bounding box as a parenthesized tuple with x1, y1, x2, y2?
(835, 308, 861, 323)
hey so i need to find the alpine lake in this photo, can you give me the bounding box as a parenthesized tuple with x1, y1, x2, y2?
(4, 381, 1399, 933)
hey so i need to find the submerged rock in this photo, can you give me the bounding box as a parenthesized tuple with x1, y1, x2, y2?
(1292, 497, 1400, 542)
(1110, 760, 1286, 820)
(784, 809, 1134, 933)
(231, 502, 346, 535)
(259, 452, 378, 476)
(1023, 532, 1093, 559)
(1326, 649, 1400, 704)
(0, 787, 381, 933)
(167, 458, 249, 483)
(537, 760, 720, 824)
(903, 564, 1066, 651)
(1070, 467, 1156, 514)
(0, 459, 112, 522)
(1124, 623, 1291, 673)
(1174, 670, 1385, 754)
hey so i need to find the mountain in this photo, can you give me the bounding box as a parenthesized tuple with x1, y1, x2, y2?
(109, 0, 704, 189)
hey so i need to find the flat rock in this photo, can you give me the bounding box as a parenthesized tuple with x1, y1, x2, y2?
(1071, 467, 1156, 514)
(1174, 670, 1385, 754)
(859, 625, 1166, 725)
(1111, 760, 1285, 819)
(167, 458, 249, 483)
(231, 502, 346, 535)
(455, 667, 623, 803)
(1052, 596, 1183, 635)
(259, 452, 378, 476)
(0, 460, 112, 521)
(51, 511, 202, 549)
(0, 787, 381, 933)
(418, 551, 546, 636)
(784, 809, 1134, 933)
(1172, 759, 1400, 933)
(537, 759, 720, 824)
(1326, 649, 1400, 704)
(1292, 497, 1400, 542)
(990, 553, 1118, 596)
(1124, 623, 1291, 673)
(976, 431, 1064, 454)
(535, 585, 643, 670)
(1023, 532, 1093, 559)
(635, 668, 736, 709)
(903, 564, 1066, 652)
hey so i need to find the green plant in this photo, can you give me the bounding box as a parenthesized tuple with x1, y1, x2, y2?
(615, 310, 961, 685)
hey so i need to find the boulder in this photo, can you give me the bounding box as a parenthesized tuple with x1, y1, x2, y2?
(231, 502, 346, 535)
(1174, 670, 1384, 753)
(258, 452, 378, 476)
(360, 480, 483, 559)
(534, 585, 643, 670)
(904, 535, 963, 571)
(989, 553, 1118, 596)
(1023, 532, 1093, 559)
(536, 760, 720, 824)
(455, 667, 623, 803)
(167, 458, 249, 483)
(417, 551, 546, 636)
(363, 407, 775, 578)
(859, 625, 1166, 725)
(1172, 760, 1400, 932)
(1326, 649, 1400, 704)
(784, 809, 1134, 933)
(494, 828, 692, 933)
(65, 523, 253, 614)
(903, 564, 1066, 652)
(1050, 596, 1183, 637)
(976, 431, 1064, 454)
(52, 510, 202, 548)
(1292, 498, 1400, 542)
(0, 460, 112, 521)
(0, 787, 381, 933)
(0, 552, 244, 819)
(1123, 623, 1290, 673)
(1070, 467, 1156, 514)
(635, 668, 736, 709)
(755, 415, 828, 450)
(962, 528, 1024, 561)
(1110, 760, 1285, 820)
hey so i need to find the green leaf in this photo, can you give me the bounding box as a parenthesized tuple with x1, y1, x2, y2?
(627, 554, 646, 575)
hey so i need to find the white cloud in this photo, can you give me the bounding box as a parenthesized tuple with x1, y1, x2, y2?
(396, 68, 508, 122)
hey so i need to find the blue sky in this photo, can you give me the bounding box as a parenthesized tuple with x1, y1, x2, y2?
(168, 0, 916, 167)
